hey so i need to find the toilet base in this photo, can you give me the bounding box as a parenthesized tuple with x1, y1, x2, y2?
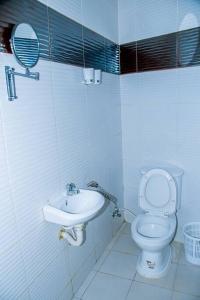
(136, 245, 172, 279)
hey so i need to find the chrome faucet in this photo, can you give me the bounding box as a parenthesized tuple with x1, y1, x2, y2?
(66, 183, 80, 196)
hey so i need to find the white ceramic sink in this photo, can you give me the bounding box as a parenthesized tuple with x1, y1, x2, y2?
(43, 189, 105, 227)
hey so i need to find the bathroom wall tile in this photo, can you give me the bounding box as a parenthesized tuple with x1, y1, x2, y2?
(67, 223, 95, 278)
(139, 102, 177, 162)
(121, 103, 143, 160)
(49, 8, 84, 67)
(20, 222, 63, 284)
(171, 241, 182, 263)
(135, 0, 178, 40)
(92, 204, 113, 259)
(123, 184, 142, 220)
(99, 251, 137, 279)
(107, 229, 122, 251)
(71, 250, 96, 295)
(85, 73, 121, 171)
(135, 263, 177, 290)
(118, 0, 136, 44)
(137, 69, 178, 104)
(93, 250, 110, 271)
(127, 281, 172, 300)
(174, 264, 200, 296)
(82, 0, 118, 43)
(178, 0, 200, 31)
(176, 102, 200, 238)
(137, 32, 177, 71)
(37, 0, 47, 5)
(0, 7, 123, 294)
(18, 290, 31, 300)
(0, 115, 19, 255)
(58, 283, 74, 300)
(176, 66, 200, 104)
(0, 57, 60, 238)
(51, 62, 90, 188)
(105, 39, 120, 74)
(118, 0, 178, 43)
(178, 247, 191, 266)
(83, 27, 106, 72)
(0, 242, 28, 299)
(47, 0, 82, 24)
(177, 27, 200, 68)
(29, 250, 70, 300)
(112, 214, 124, 237)
(120, 74, 141, 107)
(120, 42, 137, 74)
(121, 222, 132, 236)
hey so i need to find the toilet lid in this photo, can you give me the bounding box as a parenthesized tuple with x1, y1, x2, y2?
(139, 169, 177, 216)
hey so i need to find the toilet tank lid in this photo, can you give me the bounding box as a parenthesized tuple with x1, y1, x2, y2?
(141, 164, 184, 177)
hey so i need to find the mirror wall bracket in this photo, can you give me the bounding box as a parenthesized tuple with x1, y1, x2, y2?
(5, 66, 39, 101)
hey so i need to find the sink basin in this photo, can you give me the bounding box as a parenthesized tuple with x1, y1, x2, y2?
(43, 189, 105, 227)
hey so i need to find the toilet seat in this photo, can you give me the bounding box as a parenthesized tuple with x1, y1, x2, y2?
(139, 169, 177, 216)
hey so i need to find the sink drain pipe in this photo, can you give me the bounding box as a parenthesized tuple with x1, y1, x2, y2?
(59, 224, 85, 246)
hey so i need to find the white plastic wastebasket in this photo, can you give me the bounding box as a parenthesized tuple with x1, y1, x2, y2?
(183, 222, 200, 265)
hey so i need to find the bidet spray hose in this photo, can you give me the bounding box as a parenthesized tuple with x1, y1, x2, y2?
(86, 181, 138, 218)
(119, 208, 137, 216)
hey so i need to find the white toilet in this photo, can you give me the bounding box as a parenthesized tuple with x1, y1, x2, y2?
(131, 165, 183, 278)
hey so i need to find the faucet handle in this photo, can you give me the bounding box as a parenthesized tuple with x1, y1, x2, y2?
(66, 183, 80, 195)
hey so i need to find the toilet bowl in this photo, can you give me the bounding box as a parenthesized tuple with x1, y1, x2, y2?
(131, 166, 183, 278)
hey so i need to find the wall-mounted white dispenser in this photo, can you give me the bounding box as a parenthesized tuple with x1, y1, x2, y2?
(94, 69, 102, 85)
(83, 68, 94, 85)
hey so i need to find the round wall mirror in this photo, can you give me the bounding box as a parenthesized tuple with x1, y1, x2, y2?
(11, 23, 40, 69)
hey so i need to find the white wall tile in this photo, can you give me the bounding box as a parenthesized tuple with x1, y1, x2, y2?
(93, 204, 113, 259)
(82, 0, 118, 42)
(37, 0, 47, 5)
(67, 223, 95, 278)
(135, 0, 178, 40)
(118, 0, 136, 44)
(0, 57, 60, 238)
(71, 250, 96, 295)
(47, 0, 82, 24)
(0, 242, 28, 299)
(0, 1, 122, 298)
(178, 0, 200, 31)
(0, 116, 19, 255)
(51, 63, 90, 188)
(19, 290, 31, 300)
(29, 251, 70, 300)
(118, 0, 178, 43)
(58, 283, 74, 300)
(20, 223, 64, 284)
(120, 66, 200, 242)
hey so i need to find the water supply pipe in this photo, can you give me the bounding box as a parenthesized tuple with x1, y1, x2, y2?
(87, 181, 137, 218)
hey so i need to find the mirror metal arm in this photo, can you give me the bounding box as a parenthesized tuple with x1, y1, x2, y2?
(5, 66, 40, 101)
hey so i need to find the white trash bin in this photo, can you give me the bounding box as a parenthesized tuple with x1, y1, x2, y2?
(183, 222, 200, 265)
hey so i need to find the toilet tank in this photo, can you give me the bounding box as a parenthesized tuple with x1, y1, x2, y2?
(141, 164, 184, 210)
